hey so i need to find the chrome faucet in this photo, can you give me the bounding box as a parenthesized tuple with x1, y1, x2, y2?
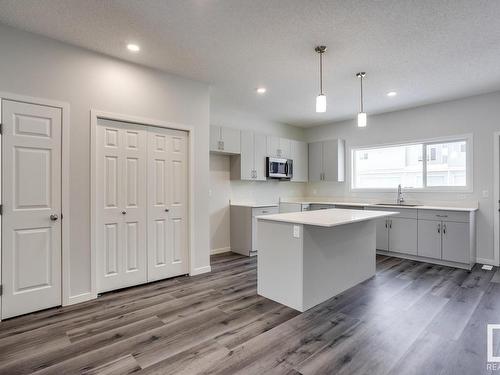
(397, 184, 405, 204)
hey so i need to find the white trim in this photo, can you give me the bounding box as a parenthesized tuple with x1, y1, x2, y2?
(67, 292, 93, 305)
(211, 246, 231, 255)
(0, 92, 72, 311)
(350, 133, 473, 193)
(493, 131, 500, 267)
(90, 110, 198, 299)
(190, 265, 212, 276)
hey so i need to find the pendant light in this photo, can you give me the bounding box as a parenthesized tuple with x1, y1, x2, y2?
(315, 46, 327, 113)
(356, 72, 367, 127)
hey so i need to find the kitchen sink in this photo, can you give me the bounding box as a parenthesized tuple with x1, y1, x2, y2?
(374, 203, 421, 207)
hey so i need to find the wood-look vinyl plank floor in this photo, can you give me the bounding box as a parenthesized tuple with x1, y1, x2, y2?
(0, 253, 498, 374)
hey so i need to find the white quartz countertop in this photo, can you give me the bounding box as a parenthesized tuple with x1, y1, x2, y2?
(257, 208, 398, 227)
(230, 202, 279, 208)
(280, 199, 478, 212)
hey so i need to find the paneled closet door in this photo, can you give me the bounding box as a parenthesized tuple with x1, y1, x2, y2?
(96, 119, 147, 293)
(147, 127, 189, 281)
(1, 100, 62, 319)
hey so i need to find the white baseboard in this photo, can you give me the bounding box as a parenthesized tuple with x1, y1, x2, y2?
(65, 292, 94, 306)
(211, 246, 231, 255)
(190, 265, 211, 276)
(476, 257, 498, 266)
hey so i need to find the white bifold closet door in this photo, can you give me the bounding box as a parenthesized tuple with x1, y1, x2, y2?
(147, 127, 189, 281)
(2, 100, 62, 319)
(96, 119, 188, 293)
(96, 119, 148, 293)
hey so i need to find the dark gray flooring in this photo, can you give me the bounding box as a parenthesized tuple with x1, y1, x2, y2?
(0, 253, 499, 374)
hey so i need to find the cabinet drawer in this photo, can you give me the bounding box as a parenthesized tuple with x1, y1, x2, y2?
(368, 207, 417, 219)
(252, 206, 279, 217)
(418, 210, 469, 223)
(334, 205, 364, 210)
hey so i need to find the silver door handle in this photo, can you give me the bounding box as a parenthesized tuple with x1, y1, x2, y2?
(443, 224, 446, 234)
(50, 214, 59, 221)
(437, 223, 441, 233)
(389, 220, 392, 229)
(121, 210, 127, 215)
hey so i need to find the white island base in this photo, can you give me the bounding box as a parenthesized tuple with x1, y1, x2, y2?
(257, 209, 396, 312)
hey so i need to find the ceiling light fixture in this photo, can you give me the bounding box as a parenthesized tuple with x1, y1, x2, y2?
(356, 72, 367, 128)
(315, 46, 327, 113)
(387, 91, 397, 97)
(127, 43, 140, 52)
(256, 87, 267, 94)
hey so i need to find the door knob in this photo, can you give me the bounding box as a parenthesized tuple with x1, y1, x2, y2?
(165, 208, 170, 212)
(50, 214, 59, 221)
(121, 210, 127, 215)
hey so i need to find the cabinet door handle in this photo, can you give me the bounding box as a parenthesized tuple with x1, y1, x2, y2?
(385, 219, 388, 228)
(443, 223, 446, 234)
(436, 214, 448, 218)
(437, 223, 441, 233)
(389, 220, 392, 229)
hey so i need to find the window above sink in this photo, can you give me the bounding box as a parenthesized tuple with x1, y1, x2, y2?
(350, 134, 473, 193)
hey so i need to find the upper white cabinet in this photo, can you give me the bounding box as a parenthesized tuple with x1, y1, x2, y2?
(290, 140, 308, 182)
(210, 125, 241, 154)
(308, 139, 345, 182)
(230, 130, 267, 181)
(267, 136, 291, 158)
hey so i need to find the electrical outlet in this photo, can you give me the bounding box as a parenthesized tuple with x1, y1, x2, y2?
(312, 189, 317, 195)
(293, 225, 300, 238)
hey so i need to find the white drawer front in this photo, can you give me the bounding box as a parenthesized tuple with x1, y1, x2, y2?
(309, 204, 335, 211)
(418, 210, 469, 223)
(252, 206, 279, 217)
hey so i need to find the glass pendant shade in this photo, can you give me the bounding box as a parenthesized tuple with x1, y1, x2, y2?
(357, 112, 367, 127)
(316, 94, 326, 113)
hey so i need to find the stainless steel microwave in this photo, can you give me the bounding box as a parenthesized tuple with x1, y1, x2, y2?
(266, 157, 293, 179)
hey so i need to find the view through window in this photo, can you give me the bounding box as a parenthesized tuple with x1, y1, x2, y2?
(352, 139, 468, 190)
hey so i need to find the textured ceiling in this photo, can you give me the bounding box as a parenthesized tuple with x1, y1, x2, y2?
(0, 0, 499, 127)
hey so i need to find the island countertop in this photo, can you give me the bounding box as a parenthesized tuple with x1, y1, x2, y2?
(256, 208, 398, 227)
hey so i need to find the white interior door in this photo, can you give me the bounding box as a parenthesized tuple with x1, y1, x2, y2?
(2, 100, 62, 319)
(96, 119, 147, 293)
(147, 127, 189, 281)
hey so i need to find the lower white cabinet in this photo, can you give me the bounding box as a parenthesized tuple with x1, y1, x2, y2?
(309, 203, 335, 210)
(376, 217, 418, 255)
(418, 219, 470, 264)
(417, 220, 442, 259)
(230, 205, 279, 256)
(279, 202, 310, 213)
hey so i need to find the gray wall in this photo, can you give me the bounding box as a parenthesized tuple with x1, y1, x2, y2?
(305, 91, 500, 263)
(0, 24, 211, 298)
(209, 107, 306, 252)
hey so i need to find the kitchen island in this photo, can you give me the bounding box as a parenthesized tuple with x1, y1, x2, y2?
(256, 208, 397, 312)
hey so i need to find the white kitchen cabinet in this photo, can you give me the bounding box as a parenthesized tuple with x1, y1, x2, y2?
(417, 220, 442, 259)
(442, 221, 470, 264)
(308, 139, 345, 182)
(210, 125, 241, 154)
(290, 140, 308, 182)
(389, 218, 418, 255)
(267, 136, 290, 158)
(309, 203, 335, 211)
(230, 204, 279, 256)
(230, 130, 266, 181)
(279, 202, 310, 213)
(417, 211, 473, 266)
(375, 218, 389, 251)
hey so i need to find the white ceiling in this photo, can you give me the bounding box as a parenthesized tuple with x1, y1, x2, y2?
(0, 0, 499, 127)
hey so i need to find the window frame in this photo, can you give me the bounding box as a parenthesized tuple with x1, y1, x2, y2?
(349, 134, 473, 193)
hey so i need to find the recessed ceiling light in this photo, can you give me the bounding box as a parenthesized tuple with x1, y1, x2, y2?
(387, 91, 397, 97)
(127, 43, 140, 52)
(256, 87, 267, 94)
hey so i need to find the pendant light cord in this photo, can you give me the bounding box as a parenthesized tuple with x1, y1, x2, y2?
(319, 52, 323, 95)
(360, 75, 364, 112)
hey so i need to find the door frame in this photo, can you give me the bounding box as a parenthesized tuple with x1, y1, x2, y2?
(90, 110, 195, 299)
(493, 131, 500, 267)
(0, 92, 71, 312)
